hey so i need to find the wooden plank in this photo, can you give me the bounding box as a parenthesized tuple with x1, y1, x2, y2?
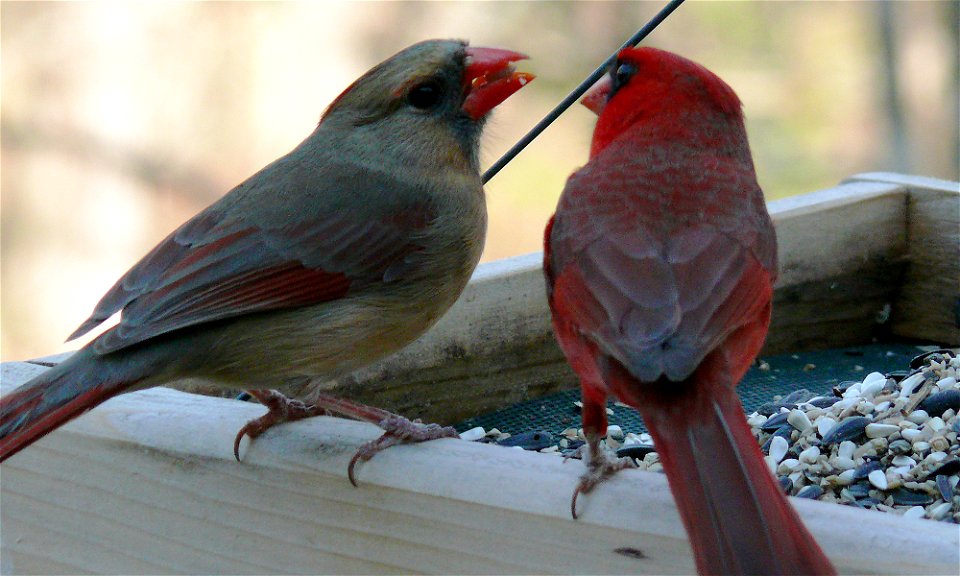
(844, 173, 960, 346)
(2, 362, 957, 575)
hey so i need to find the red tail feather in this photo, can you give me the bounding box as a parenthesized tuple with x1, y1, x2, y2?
(0, 351, 136, 461)
(613, 359, 834, 575)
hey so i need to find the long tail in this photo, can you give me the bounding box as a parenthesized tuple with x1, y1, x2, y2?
(617, 361, 835, 575)
(0, 347, 142, 461)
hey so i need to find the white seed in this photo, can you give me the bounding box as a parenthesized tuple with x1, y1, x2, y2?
(901, 428, 924, 442)
(788, 409, 812, 431)
(459, 426, 485, 441)
(540, 445, 559, 453)
(559, 438, 569, 449)
(562, 428, 579, 439)
(927, 502, 952, 520)
(891, 455, 916, 468)
(902, 506, 925, 520)
(856, 401, 876, 415)
(606, 425, 624, 440)
(799, 446, 820, 464)
(778, 458, 801, 475)
(899, 420, 918, 430)
(843, 384, 862, 398)
(927, 417, 946, 432)
(817, 417, 837, 438)
(912, 441, 931, 453)
(924, 451, 947, 464)
(861, 371, 886, 386)
(838, 440, 857, 460)
(868, 469, 888, 490)
(836, 469, 856, 485)
(899, 373, 925, 397)
(832, 456, 856, 470)
(769, 435, 789, 464)
(833, 398, 857, 412)
(874, 401, 892, 412)
(747, 413, 767, 427)
(859, 373, 886, 398)
(936, 376, 957, 390)
(907, 410, 930, 424)
(865, 423, 899, 438)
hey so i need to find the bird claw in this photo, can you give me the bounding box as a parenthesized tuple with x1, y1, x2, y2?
(570, 442, 638, 519)
(347, 415, 458, 487)
(233, 390, 329, 461)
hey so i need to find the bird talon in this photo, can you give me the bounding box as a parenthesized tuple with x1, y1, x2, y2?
(232, 389, 328, 462)
(347, 418, 455, 486)
(571, 483, 583, 519)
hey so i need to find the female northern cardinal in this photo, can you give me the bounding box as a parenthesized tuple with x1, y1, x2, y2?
(0, 40, 533, 479)
(544, 47, 835, 575)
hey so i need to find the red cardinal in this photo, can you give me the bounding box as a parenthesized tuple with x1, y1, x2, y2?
(544, 47, 835, 575)
(0, 40, 533, 479)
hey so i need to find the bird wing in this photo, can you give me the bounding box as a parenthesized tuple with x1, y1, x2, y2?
(71, 164, 435, 355)
(546, 156, 775, 383)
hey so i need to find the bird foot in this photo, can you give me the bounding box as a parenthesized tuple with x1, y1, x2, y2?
(571, 441, 638, 519)
(348, 415, 458, 487)
(234, 389, 330, 460)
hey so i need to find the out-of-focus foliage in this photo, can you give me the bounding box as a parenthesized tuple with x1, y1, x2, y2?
(2, 1, 956, 361)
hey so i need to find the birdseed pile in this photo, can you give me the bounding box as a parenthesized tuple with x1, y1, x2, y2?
(455, 344, 960, 524)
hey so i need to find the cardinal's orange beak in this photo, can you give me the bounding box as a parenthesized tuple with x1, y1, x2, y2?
(581, 75, 612, 116)
(462, 47, 534, 120)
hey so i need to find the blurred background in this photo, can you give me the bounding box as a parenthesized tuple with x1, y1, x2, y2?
(2, 1, 957, 361)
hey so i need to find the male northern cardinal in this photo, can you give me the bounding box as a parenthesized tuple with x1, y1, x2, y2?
(544, 47, 835, 575)
(0, 40, 533, 479)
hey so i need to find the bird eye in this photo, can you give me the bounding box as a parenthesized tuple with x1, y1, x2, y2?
(612, 61, 638, 92)
(407, 81, 443, 110)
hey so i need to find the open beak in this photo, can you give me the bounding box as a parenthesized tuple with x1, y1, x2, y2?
(462, 47, 534, 120)
(581, 74, 612, 116)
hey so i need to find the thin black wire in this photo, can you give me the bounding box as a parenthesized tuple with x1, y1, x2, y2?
(481, 0, 686, 184)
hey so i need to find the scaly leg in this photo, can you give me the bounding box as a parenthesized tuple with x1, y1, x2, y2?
(234, 389, 330, 460)
(571, 430, 638, 518)
(570, 393, 637, 519)
(234, 390, 456, 486)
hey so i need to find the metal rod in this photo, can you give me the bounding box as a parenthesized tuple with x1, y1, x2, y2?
(481, 0, 686, 184)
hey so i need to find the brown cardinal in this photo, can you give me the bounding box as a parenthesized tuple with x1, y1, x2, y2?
(0, 40, 533, 479)
(544, 47, 835, 575)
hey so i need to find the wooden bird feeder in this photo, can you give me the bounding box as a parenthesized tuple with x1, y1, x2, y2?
(2, 172, 958, 574)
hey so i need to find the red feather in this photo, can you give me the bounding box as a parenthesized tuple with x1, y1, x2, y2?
(545, 47, 834, 575)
